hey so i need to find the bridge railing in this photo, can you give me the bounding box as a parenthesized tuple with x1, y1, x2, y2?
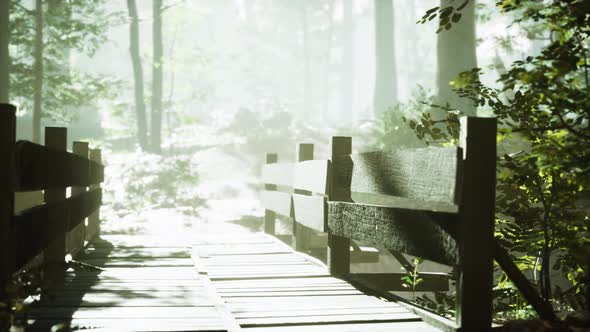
(0, 103, 104, 293)
(259, 117, 555, 330)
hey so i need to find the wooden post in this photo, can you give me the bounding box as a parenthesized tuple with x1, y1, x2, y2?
(43, 127, 67, 284)
(456, 117, 496, 330)
(70, 141, 88, 255)
(87, 149, 102, 241)
(293, 143, 314, 253)
(264, 153, 278, 235)
(327, 136, 351, 276)
(0, 104, 16, 296)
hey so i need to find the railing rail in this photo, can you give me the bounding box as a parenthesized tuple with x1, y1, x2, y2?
(0, 103, 104, 294)
(258, 116, 555, 330)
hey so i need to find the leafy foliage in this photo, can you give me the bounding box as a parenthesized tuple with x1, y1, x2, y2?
(412, 0, 590, 318)
(9, 0, 122, 122)
(367, 87, 431, 150)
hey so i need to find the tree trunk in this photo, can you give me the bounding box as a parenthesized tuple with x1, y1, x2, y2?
(300, 0, 312, 117)
(33, 0, 43, 143)
(151, 0, 163, 153)
(373, 0, 397, 116)
(436, 0, 477, 116)
(341, 0, 354, 123)
(0, 0, 9, 103)
(322, 0, 335, 120)
(126, 0, 148, 150)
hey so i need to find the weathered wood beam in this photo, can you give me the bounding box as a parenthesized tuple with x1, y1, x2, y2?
(14, 140, 103, 191)
(327, 202, 458, 266)
(293, 159, 330, 195)
(15, 189, 102, 270)
(332, 147, 461, 204)
(260, 190, 292, 218)
(262, 161, 294, 188)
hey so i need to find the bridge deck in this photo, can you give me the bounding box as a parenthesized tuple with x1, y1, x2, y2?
(25, 229, 439, 331)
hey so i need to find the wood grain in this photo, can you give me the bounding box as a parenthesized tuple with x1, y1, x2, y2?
(14, 140, 104, 191)
(293, 159, 330, 194)
(292, 194, 326, 232)
(327, 201, 458, 265)
(260, 190, 293, 217)
(332, 147, 461, 204)
(262, 162, 294, 187)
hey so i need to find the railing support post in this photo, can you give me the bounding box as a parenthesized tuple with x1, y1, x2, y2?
(71, 141, 89, 256)
(43, 127, 68, 285)
(293, 143, 314, 253)
(264, 153, 278, 235)
(456, 117, 496, 330)
(0, 104, 16, 296)
(327, 136, 351, 276)
(87, 149, 102, 241)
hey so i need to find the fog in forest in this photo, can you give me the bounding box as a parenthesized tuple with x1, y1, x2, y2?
(3, 0, 589, 327)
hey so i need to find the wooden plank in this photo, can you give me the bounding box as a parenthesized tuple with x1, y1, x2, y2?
(260, 190, 292, 217)
(67, 188, 102, 231)
(327, 201, 458, 265)
(14, 190, 44, 213)
(233, 306, 410, 319)
(14, 140, 100, 191)
(35, 293, 213, 307)
(237, 311, 421, 327)
(27, 306, 219, 319)
(243, 321, 440, 332)
(455, 117, 496, 329)
(293, 159, 330, 194)
(352, 272, 449, 292)
(26, 318, 228, 332)
(82, 257, 194, 268)
(332, 147, 461, 204)
(80, 247, 190, 259)
(351, 192, 458, 213)
(14, 189, 102, 269)
(262, 162, 294, 187)
(221, 289, 362, 297)
(292, 194, 326, 232)
(212, 277, 350, 289)
(0, 103, 16, 296)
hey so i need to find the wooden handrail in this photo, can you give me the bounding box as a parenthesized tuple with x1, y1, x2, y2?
(0, 103, 105, 293)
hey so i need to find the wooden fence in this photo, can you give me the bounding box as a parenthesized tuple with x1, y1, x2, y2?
(259, 117, 556, 330)
(0, 103, 104, 294)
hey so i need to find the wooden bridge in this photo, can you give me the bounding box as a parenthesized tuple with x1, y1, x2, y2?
(0, 104, 556, 331)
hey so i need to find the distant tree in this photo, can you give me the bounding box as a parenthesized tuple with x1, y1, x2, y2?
(435, 0, 477, 116)
(151, 0, 163, 153)
(126, 0, 148, 150)
(341, 0, 354, 122)
(373, 0, 398, 115)
(300, 0, 312, 117)
(10, 0, 117, 142)
(32, 0, 42, 143)
(0, 0, 8, 103)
